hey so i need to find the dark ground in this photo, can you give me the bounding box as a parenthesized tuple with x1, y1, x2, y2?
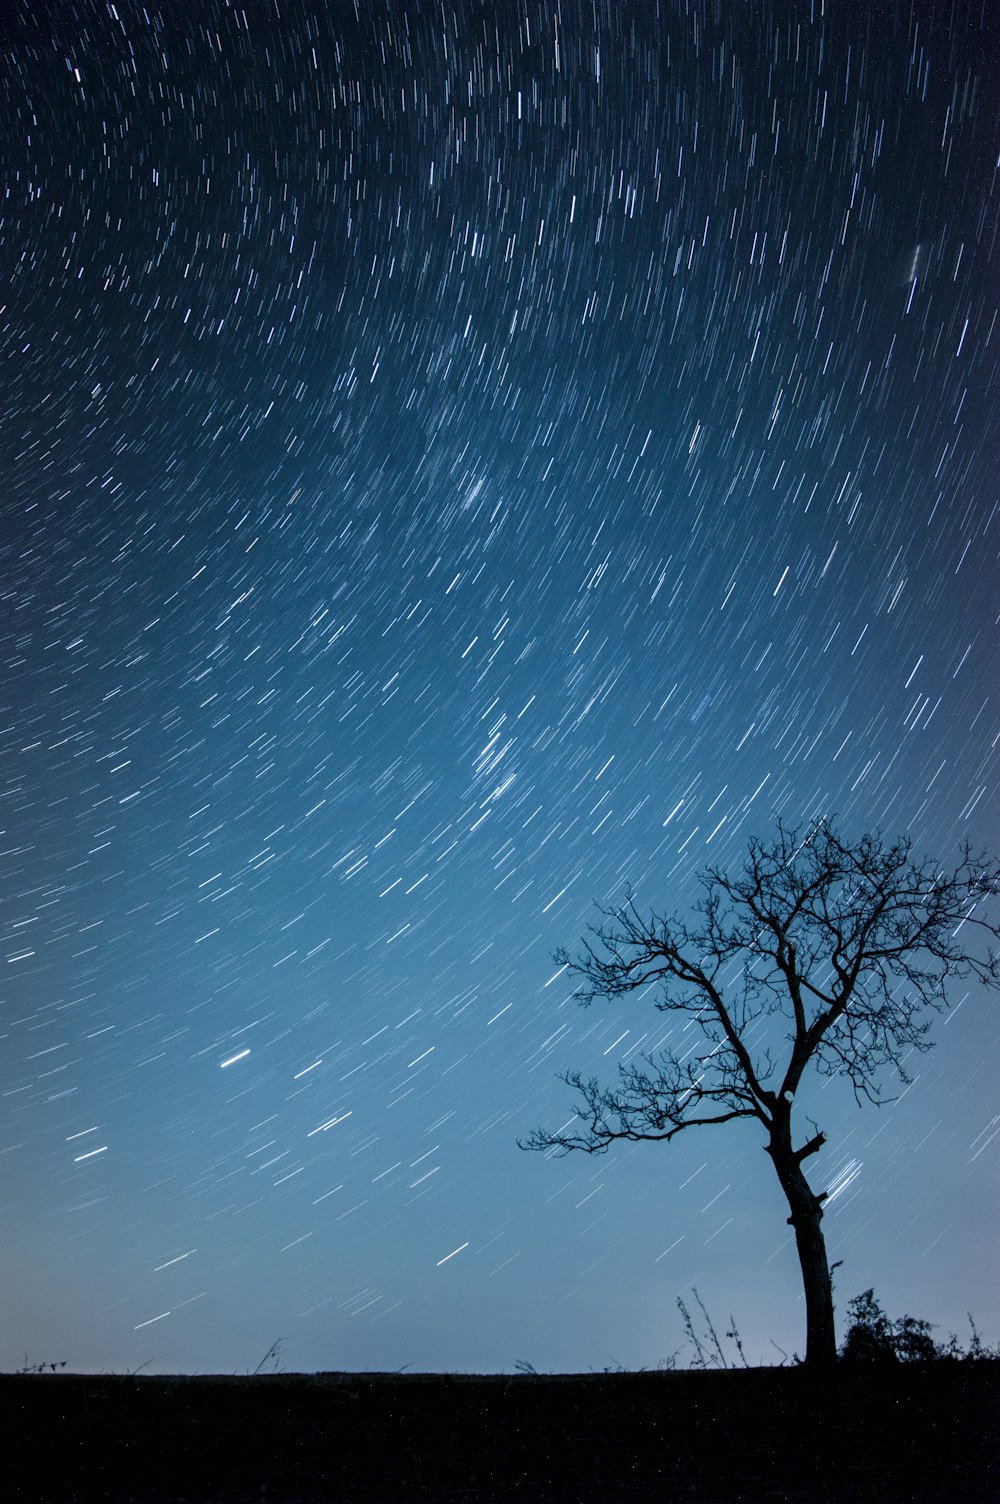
(5, 1363, 998, 1502)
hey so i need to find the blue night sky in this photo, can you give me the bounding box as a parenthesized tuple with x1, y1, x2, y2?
(2, 0, 997, 1376)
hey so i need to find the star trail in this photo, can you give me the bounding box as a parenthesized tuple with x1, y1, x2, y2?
(2, 0, 997, 1375)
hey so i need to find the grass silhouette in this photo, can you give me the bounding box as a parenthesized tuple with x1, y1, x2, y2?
(5, 1315, 998, 1504)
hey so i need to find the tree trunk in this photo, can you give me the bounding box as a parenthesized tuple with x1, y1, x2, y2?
(766, 1124, 837, 1368)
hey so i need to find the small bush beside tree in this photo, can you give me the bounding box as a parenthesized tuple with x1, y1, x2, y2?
(840, 1289, 1000, 1364)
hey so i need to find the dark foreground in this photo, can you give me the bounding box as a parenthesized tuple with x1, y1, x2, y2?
(6, 1364, 998, 1502)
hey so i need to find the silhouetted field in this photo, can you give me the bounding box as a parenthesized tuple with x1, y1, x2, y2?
(5, 1363, 998, 1502)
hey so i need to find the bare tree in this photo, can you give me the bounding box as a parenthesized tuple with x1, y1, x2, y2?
(520, 821, 1000, 1368)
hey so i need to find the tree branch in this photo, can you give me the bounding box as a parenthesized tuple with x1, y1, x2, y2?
(794, 1131, 826, 1164)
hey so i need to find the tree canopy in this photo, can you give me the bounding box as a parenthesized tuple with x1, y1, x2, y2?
(521, 820, 1000, 1365)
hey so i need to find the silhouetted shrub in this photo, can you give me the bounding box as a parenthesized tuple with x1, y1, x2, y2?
(840, 1289, 999, 1364)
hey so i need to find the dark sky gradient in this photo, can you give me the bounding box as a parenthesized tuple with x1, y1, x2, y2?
(2, 0, 997, 1375)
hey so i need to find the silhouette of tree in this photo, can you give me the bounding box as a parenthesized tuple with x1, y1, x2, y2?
(520, 820, 1000, 1368)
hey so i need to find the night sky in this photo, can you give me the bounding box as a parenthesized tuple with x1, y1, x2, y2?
(2, 0, 998, 1377)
